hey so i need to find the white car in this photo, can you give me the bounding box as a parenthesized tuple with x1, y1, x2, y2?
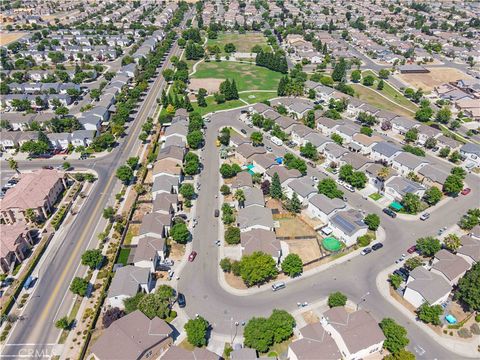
(344, 184, 355, 192)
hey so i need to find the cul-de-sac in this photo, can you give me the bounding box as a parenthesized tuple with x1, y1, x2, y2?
(0, 1, 479, 359)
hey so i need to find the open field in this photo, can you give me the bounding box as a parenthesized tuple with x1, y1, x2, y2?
(351, 84, 415, 118)
(189, 78, 224, 93)
(362, 70, 418, 112)
(0, 32, 27, 46)
(206, 32, 270, 54)
(191, 61, 283, 92)
(239, 91, 277, 104)
(192, 96, 245, 116)
(396, 67, 473, 93)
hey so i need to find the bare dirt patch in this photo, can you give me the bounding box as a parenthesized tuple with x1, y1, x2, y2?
(225, 272, 248, 289)
(285, 239, 321, 263)
(189, 78, 223, 94)
(168, 241, 185, 261)
(0, 32, 27, 46)
(396, 67, 473, 92)
(275, 217, 318, 238)
(302, 310, 319, 324)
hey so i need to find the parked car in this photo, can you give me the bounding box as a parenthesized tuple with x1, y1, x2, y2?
(214, 209, 220, 217)
(271, 282, 286, 291)
(265, 146, 272, 152)
(42, 166, 54, 170)
(247, 123, 253, 128)
(461, 188, 471, 195)
(407, 245, 417, 254)
(383, 208, 397, 218)
(344, 183, 355, 192)
(361, 247, 372, 256)
(177, 293, 186, 308)
(240, 129, 247, 135)
(307, 161, 316, 168)
(372, 243, 383, 251)
(188, 251, 197, 262)
(420, 213, 430, 221)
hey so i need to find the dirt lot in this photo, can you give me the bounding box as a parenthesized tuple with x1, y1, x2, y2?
(275, 217, 318, 238)
(189, 78, 223, 94)
(169, 241, 186, 261)
(285, 238, 321, 263)
(0, 32, 27, 46)
(396, 67, 473, 92)
(302, 311, 319, 324)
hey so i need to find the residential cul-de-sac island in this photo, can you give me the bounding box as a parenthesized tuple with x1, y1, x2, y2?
(0, 1, 479, 360)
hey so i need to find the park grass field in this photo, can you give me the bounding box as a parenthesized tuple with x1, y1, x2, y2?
(192, 96, 245, 116)
(362, 70, 418, 112)
(206, 32, 270, 54)
(239, 91, 277, 104)
(351, 84, 415, 118)
(191, 61, 282, 92)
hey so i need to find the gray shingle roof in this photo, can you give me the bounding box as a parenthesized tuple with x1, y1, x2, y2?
(407, 267, 452, 304)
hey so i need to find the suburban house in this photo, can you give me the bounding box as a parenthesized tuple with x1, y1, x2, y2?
(90, 310, 173, 360)
(329, 209, 368, 247)
(107, 265, 153, 309)
(457, 235, 480, 265)
(235, 143, 266, 164)
(370, 142, 402, 165)
(242, 186, 265, 208)
(307, 194, 346, 224)
(391, 152, 429, 176)
(417, 165, 449, 189)
(151, 175, 179, 199)
(251, 153, 278, 174)
(288, 322, 341, 360)
(320, 307, 385, 360)
(237, 206, 274, 232)
(339, 152, 372, 171)
(160, 346, 220, 360)
(350, 134, 383, 155)
(323, 143, 348, 165)
(460, 143, 480, 168)
(403, 266, 452, 308)
(132, 236, 166, 272)
(285, 177, 317, 205)
(240, 229, 282, 263)
(231, 171, 253, 190)
(0, 222, 36, 274)
(137, 212, 172, 241)
(152, 193, 178, 215)
(230, 348, 258, 360)
(265, 166, 302, 188)
(157, 145, 185, 165)
(0, 169, 66, 224)
(431, 249, 471, 285)
(317, 116, 341, 136)
(291, 124, 316, 145)
(384, 176, 426, 201)
(390, 117, 417, 135)
(364, 163, 397, 192)
(304, 132, 332, 152)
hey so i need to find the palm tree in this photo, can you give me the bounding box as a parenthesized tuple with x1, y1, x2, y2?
(8, 158, 18, 173)
(234, 189, 245, 208)
(377, 167, 390, 181)
(25, 208, 36, 224)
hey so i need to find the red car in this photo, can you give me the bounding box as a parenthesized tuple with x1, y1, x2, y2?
(407, 245, 417, 254)
(461, 188, 471, 195)
(188, 251, 197, 262)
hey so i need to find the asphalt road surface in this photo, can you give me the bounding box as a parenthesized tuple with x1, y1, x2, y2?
(178, 108, 480, 360)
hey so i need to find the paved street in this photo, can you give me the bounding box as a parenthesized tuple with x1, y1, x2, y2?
(178, 108, 480, 360)
(0, 11, 193, 357)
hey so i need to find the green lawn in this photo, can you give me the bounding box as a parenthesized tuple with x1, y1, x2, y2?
(361, 70, 418, 112)
(192, 96, 245, 116)
(240, 91, 277, 104)
(369, 193, 383, 201)
(192, 61, 283, 92)
(116, 248, 131, 265)
(206, 32, 270, 54)
(351, 84, 414, 118)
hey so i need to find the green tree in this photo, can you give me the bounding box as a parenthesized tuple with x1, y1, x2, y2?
(220, 258, 232, 272)
(362, 74, 375, 86)
(415, 106, 433, 122)
(225, 226, 241, 245)
(179, 183, 195, 200)
(70, 277, 89, 297)
(377, 79, 385, 90)
(55, 316, 71, 330)
(218, 127, 230, 146)
(240, 251, 278, 287)
(286, 192, 302, 213)
(170, 223, 190, 244)
(224, 43, 236, 53)
(270, 172, 283, 199)
(331, 133, 343, 145)
(328, 291, 347, 307)
(449, 150, 461, 163)
(423, 187, 442, 205)
(187, 130, 204, 149)
(124, 293, 145, 313)
(444, 233, 461, 251)
(401, 193, 422, 214)
(244, 317, 274, 353)
(103, 206, 115, 221)
(318, 178, 344, 199)
(350, 69, 361, 82)
(303, 110, 315, 128)
(379, 318, 410, 355)
(126, 156, 139, 170)
(416, 236, 441, 257)
(137, 293, 169, 319)
(115, 165, 133, 183)
(8, 158, 18, 172)
(364, 213, 380, 231)
(300, 142, 318, 160)
(220, 184, 231, 195)
(417, 304, 443, 325)
(404, 128, 418, 143)
(281, 254, 303, 277)
(435, 107, 451, 124)
(443, 174, 463, 195)
(384, 349, 416, 360)
(268, 309, 296, 343)
(184, 316, 209, 347)
(332, 58, 347, 82)
(451, 166, 467, 179)
(379, 69, 390, 79)
(439, 147, 451, 158)
(404, 257, 424, 271)
(250, 131, 263, 146)
(62, 161, 71, 170)
(389, 274, 402, 289)
(455, 262, 480, 312)
(81, 249, 103, 270)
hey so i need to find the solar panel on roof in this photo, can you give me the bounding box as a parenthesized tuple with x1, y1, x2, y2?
(333, 215, 355, 234)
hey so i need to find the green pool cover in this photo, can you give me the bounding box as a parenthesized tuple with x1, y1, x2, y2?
(322, 237, 342, 252)
(390, 201, 403, 211)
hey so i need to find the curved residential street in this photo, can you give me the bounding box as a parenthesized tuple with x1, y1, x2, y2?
(178, 108, 480, 360)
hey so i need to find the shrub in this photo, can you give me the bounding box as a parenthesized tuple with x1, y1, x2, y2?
(328, 292, 347, 308)
(220, 258, 232, 273)
(458, 328, 472, 338)
(357, 234, 372, 247)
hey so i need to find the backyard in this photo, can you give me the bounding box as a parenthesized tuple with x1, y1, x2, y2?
(396, 67, 474, 93)
(206, 32, 270, 55)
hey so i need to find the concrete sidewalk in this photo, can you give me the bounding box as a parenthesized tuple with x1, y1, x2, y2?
(376, 265, 479, 359)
